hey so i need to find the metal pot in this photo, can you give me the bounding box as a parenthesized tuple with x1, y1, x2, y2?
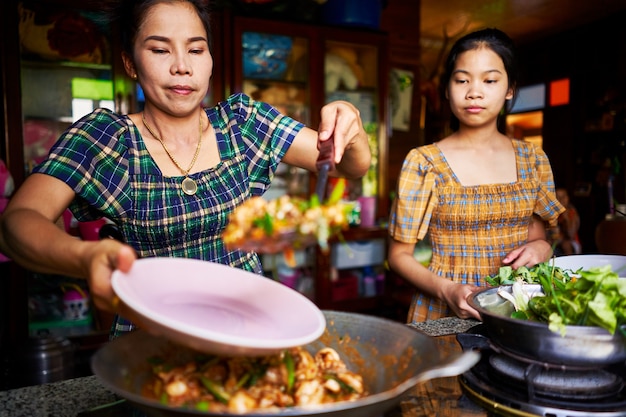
(468, 285, 626, 367)
(10, 335, 75, 387)
(91, 310, 479, 417)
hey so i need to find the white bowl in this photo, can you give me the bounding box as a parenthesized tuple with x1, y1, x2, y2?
(552, 254, 626, 274)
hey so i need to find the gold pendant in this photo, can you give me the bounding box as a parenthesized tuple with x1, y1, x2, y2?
(181, 177, 198, 196)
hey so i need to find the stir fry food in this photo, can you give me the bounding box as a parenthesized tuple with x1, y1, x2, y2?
(223, 180, 351, 254)
(489, 264, 626, 336)
(142, 346, 366, 413)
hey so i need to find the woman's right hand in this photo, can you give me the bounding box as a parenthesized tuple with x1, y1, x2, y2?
(0, 173, 139, 314)
(84, 239, 137, 314)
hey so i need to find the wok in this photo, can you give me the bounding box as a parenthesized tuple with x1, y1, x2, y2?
(468, 285, 626, 367)
(91, 310, 480, 417)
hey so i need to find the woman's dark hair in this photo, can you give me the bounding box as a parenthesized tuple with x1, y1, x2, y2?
(441, 28, 519, 132)
(107, 0, 213, 57)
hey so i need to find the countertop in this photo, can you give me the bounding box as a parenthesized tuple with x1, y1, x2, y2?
(0, 317, 484, 417)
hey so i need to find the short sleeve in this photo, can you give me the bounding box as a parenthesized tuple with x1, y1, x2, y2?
(32, 109, 132, 220)
(530, 145, 565, 227)
(219, 93, 304, 196)
(389, 148, 438, 243)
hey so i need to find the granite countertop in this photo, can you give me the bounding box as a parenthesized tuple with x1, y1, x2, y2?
(0, 317, 480, 417)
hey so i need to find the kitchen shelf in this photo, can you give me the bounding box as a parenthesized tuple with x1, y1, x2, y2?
(231, 16, 389, 313)
(21, 59, 112, 71)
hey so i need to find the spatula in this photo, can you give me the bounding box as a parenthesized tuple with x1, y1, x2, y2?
(315, 139, 335, 202)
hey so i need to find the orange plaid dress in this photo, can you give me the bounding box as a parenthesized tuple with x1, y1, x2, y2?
(389, 140, 564, 323)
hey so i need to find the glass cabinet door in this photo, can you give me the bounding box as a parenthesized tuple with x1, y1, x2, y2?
(241, 31, 310, 124)
(18, 1, 114, 174)
(17, 1, 114, 337)
(234, 18, 313, 200)
(324, 38, 383, 209)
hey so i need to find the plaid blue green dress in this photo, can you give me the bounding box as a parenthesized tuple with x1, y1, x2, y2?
(33, 93, 304, 337)
(389, 140, 564, 323)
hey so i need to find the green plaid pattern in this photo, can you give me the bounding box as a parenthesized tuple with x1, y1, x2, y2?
(34, 93, 303, 337)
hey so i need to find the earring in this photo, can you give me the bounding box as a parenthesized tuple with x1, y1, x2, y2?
(131, 74, 137, 80)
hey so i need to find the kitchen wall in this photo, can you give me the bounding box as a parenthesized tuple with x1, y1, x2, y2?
(516, 10, 626, 253)
(380, 1, 424, 204)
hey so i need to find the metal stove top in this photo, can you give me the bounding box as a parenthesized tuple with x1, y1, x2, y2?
(458, 325, 626, 417)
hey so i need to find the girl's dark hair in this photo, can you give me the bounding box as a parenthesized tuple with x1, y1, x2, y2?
(107, 0, 213, 57)
(441, 28, 519, 132)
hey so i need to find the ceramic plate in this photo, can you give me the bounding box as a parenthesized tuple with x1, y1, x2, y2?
(111, 258, 325, 356)
(552, 254, 626, 275)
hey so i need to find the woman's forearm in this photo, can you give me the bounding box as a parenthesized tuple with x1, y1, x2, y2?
(0, 208, 93, 278)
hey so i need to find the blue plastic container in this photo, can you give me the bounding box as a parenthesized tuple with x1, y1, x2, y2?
(322, 0, 382, 29)
(242, 32, 293, 80)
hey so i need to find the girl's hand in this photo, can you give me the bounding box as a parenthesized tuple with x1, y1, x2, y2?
(502, 239, 552, 269)
(503, 214, 552, 268)
(440, 281, 482, 320)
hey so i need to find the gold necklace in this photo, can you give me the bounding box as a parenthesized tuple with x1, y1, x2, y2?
(142, 112, 202, 196)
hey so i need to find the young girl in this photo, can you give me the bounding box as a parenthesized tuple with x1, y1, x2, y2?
(0, 0, 370, 336)
(387, 28, 564, 322)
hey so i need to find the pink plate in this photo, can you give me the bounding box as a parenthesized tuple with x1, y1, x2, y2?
(111, 258, 326, 356)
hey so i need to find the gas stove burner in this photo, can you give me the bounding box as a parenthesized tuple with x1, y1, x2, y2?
(489, 353, 623, 400)
(457, 325, 626, 417)
(460, 374, 626, 417)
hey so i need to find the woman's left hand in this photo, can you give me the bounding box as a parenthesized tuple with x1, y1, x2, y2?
(318, 101, 371, 178)
(284, 100, 370, 179)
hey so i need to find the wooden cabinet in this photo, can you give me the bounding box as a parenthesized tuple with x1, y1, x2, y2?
(231, 16, 389, 213)
(315, 227, 389, 311)
(230, 16, 390, 313)
(0, 1, 135, 357)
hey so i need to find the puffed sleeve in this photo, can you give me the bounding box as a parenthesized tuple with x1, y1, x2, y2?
(531, 145, 565, 227)
(33, 108, 132, 221)
(389, 148, 438, 243)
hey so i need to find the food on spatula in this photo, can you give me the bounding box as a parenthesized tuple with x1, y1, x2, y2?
(223, 180, 351, 254)
(142, 346, 366, 412)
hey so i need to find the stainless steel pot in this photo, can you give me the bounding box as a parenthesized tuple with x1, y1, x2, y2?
(468, 285, 626, 367)
(91, 310, 479, 417)
(10, 335, 75, 387)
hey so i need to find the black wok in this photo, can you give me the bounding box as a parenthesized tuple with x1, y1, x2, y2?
(91, 310, 479, 417)
(469, 285, 626, 367)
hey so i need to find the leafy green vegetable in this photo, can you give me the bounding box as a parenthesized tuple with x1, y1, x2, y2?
(195, 401, 210, 411)
(323, 374, 357, 393)
(283, 350, 295, 392)
(485, 262, 574, 287)
(200, 377, 230, 404)
(504, 264, 626, 336)
(252, 212, 274, 236)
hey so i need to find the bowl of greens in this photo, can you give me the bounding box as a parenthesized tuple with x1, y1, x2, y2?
(472, 263, 626, 367)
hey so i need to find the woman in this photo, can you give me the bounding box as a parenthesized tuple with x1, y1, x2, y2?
(0, 0, 370, 336)
(387, 28, 563, 322)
